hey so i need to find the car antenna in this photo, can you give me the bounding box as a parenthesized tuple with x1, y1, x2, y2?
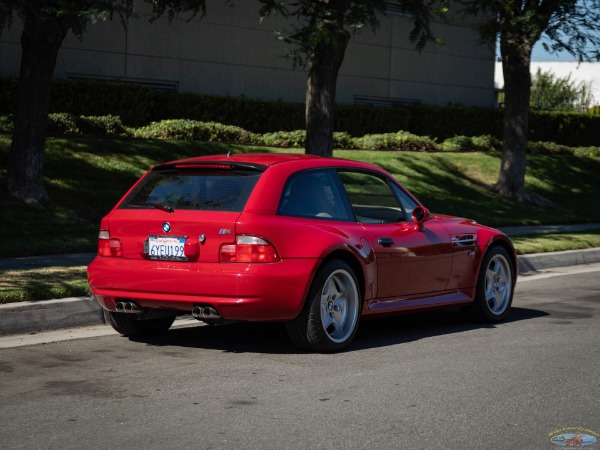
(227, 151, 232, 158)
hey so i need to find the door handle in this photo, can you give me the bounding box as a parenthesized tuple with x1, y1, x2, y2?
(378, 237, 394, 247)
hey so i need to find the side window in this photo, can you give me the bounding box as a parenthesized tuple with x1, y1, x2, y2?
(278, 170, 352, 221)
(391, 183, 419, 222)
(338, 171, 405, 224)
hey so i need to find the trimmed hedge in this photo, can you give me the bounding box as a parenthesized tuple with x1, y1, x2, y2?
(0, 78, 153, 126)
(134, 119, 261, 145)
(408, 106, 504, 141)
(1, 113, 598, 156)
(1, 77, 599, 146)
(354, 131, 439, 152)
(150, 93, 306, 134)
(47, 113, 131, 137)
(441, 135, 502, 152)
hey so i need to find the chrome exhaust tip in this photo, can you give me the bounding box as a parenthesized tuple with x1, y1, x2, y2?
(115, 301, 142, 314)
(191, 305, 203, 319)
(191, 305, 222, 321)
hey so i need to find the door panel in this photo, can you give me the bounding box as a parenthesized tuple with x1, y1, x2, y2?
(336, 170, 453, 299)
(364, 220, 453, 298)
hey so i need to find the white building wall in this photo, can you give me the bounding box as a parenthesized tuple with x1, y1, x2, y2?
(0, 1, 496, 108)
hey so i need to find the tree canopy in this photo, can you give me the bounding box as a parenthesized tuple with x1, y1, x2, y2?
(458, 0, 600, 203)
(259, 0, 447, 156)
(0, 0, 206, 205)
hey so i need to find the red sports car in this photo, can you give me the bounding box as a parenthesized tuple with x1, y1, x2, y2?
(87, 153, 517, 352)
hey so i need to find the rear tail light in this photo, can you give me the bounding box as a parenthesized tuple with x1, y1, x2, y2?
(97, 229, 123, 257)
(220, 235, 280, 263)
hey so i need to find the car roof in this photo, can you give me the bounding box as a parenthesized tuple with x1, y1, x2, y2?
(162, 153, 388, 175)
(167, 153, 325, 167)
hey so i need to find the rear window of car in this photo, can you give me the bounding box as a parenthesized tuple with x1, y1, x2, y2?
(120, 169, 261, 212)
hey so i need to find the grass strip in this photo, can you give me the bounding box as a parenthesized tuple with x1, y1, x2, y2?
(511, 229, 600, 255)
(0, 266, 90, 304)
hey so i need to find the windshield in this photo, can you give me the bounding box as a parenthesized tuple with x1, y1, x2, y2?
(120, 169, 261, 212)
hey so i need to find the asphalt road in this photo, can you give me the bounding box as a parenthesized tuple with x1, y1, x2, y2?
(1, 265, 599, 450)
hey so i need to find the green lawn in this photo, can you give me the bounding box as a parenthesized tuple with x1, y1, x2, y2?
(0, 266, 89, 304)
(1, 134, 600, 258)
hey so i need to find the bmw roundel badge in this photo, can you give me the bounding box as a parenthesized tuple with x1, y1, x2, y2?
(162, 222, 171, 233)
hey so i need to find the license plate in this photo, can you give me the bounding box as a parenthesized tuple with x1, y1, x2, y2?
(147, 235, 187, 261)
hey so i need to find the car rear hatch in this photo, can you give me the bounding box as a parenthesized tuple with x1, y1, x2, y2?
(103, 161, 265, 263)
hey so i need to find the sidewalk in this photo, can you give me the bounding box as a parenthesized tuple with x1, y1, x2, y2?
(1, 223, 600, 336)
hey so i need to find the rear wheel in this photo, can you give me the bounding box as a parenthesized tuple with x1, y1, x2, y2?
(104, 311, 175, 337)
(286, 260, 361, 352)
(462, 246, 515, 322)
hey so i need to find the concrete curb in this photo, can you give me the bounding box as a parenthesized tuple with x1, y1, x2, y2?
(1, 248, 600, 337)
(518, 247, 600, 273)
(0, 297, 104, 336)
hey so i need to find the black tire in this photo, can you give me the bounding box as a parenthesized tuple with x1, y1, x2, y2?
(286, 260, 361, 352)
(462, 246, 515, 322)
(104, 311, 175, 337)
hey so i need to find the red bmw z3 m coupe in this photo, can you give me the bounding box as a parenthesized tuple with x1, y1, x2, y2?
(87, 153, 517, 352)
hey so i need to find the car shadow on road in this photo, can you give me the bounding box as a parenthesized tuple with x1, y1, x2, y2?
(128, 306, 548, 354)
(352, 306, 548, 351)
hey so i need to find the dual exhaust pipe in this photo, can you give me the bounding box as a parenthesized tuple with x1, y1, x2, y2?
(192, 305, 221, 321)
(115, 301, 221, 321)
(115, 301, 142, 314)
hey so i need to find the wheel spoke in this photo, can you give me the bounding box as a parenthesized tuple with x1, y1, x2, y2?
(331, 276, 343, 299)
(497, 263, 507, 284)
(322, 312, 336, 331)
(486, 290, 497, 310)
(321, 278, 333, 302)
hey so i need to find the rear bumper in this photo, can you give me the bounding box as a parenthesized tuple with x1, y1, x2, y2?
(88, 256, 317, 321)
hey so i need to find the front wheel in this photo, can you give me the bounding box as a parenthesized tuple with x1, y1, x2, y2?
(286, 260, 361, 352)
(462, 246, 515, 322)
(104, 311, 175, 337)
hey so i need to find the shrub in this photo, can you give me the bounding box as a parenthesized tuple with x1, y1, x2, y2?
(262, 130, 306, 148)
(333, 131, 356, 149)
(0, 78, 18, 115)
(354, 131, 439, 152)
(151, 93, 306, 134)
(77, 115, 130, 137)
(529, 111, 598, 147)
(335, 105, 411, 137)
(3, 77, 600, 146)
(0, 114, 14, 134)
(134, 119, 262, 145)
(46, 114, 131, 137)
(48, 113, 81, 135)
(442, 135, 502, 152)
(50, 79, 154, 126)
(409, 105, 503, 141)
(527, 141, 574, 155)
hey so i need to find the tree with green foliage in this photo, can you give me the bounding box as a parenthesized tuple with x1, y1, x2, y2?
(0, 1, 206, 206)
(530, 68, 593, 112)
(458, 0, 600, 204)
(259, 0, 446, 157)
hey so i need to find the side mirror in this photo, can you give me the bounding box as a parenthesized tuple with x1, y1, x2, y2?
(411, 206, 430, 230)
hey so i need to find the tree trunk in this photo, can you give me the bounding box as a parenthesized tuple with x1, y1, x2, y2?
(6, 15, 68, 204)
(495, 33, 532, 202)
(305, 28, 350, 157)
